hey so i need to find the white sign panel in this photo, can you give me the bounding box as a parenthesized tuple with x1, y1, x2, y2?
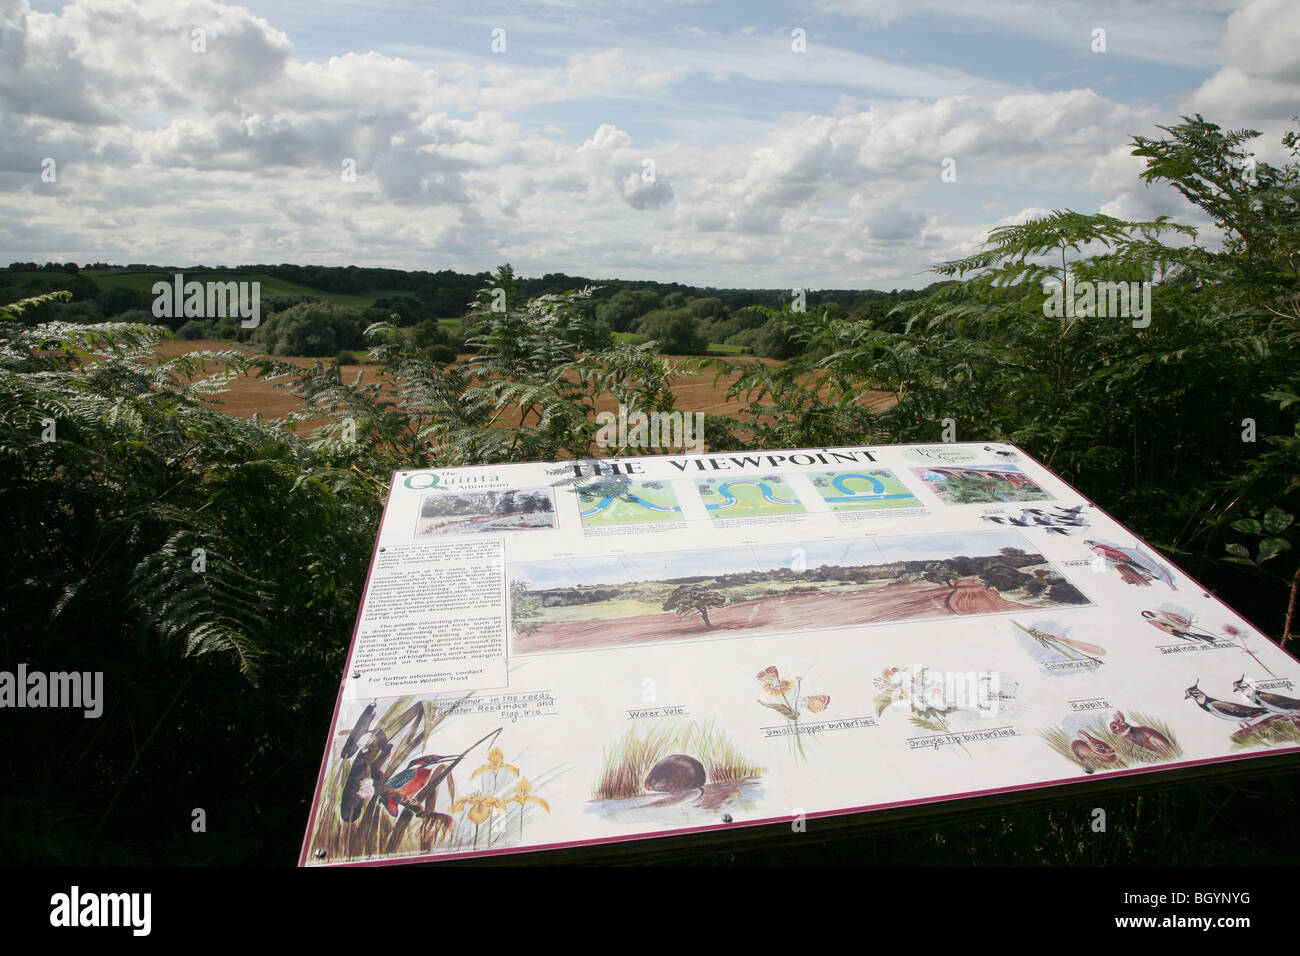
(300, 443, 1300, 866)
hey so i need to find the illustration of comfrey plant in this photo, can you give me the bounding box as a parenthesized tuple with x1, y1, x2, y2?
(755, 665, 829, 760)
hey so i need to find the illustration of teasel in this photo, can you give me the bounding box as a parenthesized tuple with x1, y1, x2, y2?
(755, 665, 829, 760)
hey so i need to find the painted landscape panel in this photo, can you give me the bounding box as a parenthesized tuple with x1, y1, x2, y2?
(509, 530, 1090, 654)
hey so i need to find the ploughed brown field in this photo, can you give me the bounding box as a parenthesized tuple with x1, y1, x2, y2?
(150, 339, 894, 435)
(514, 578, 1035, 654)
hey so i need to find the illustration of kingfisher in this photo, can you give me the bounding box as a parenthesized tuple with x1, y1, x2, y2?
(1184, 680, 1270, 734)
(1231, 675, 1300, 724)
(371, 726, 504, 849)
(381, 754, 459, 817)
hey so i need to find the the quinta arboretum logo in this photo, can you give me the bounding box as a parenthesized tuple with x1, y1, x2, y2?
(151, 273, 260, 328)
(403, 471, 502, 490)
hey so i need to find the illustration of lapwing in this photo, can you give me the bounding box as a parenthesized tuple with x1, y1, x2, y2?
(1185, 681, 1270, 734)
(1231, 676, 1300, 725)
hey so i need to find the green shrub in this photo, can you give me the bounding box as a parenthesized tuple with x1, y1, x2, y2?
(410, 317, 451, 349)
(634, 307, 708, 354)
(251, 301, 366, 356)
(421, 343, 456, 364)
(114, 308, 156, 326)
(175, 319, 217, 339)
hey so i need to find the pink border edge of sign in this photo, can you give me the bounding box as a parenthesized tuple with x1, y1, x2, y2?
(296, 443, 1300, 867)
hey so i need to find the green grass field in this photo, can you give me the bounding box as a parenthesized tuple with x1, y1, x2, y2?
(612, 330, 748, 354)
(534, 596, 665, 624)
(83, 269, 411, 309)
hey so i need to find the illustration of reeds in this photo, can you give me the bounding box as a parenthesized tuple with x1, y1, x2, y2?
(593, 720, 763, 800)
(309, 693, 558, 862)
(311, 694, 457, 862)
(1230, 716, 1300, 750)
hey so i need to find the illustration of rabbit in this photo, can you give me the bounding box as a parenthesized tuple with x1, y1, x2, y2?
(1069, 730, 1117, 774)
(1108, 711, 1175, 757)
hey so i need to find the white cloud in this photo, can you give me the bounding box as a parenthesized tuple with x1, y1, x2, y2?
(1, 0, 1289, 288)
(814, 0, 1234, 69)
(1186, 0, 1300, 143)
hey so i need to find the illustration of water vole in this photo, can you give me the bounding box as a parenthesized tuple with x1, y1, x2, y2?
(644, 754, 706, 792)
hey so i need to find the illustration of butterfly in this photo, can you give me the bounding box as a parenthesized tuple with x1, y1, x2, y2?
(756, 665, 795, 695)
(805, 695, 830, 713)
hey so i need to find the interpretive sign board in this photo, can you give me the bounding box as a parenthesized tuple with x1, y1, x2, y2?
(299, 443, 1300, 866)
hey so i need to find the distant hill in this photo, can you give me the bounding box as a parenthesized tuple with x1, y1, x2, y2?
(3, 260, 947, 317)
(1, 260, 954, 361)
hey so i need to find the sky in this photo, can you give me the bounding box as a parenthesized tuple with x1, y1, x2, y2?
(3, 0, 1298, 289)
(512, 528, 1037, 588)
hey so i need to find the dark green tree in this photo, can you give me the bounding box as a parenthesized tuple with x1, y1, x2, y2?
(663, 584, 727, 629)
